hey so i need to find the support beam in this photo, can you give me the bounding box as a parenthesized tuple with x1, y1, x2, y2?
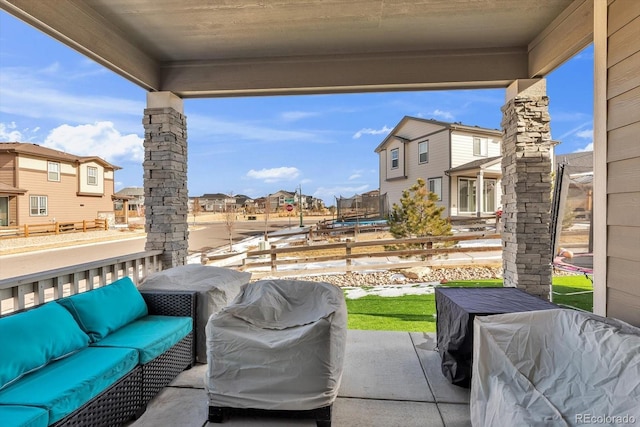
(528, 0, 594, 77)
(501, 79, 553, 300)
(161, 48, 529, 97)
(1, 0, 160, 91)
(592, 0, 607, 317)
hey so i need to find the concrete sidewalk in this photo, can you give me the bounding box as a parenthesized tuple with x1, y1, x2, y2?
(129, 330, 470, 427)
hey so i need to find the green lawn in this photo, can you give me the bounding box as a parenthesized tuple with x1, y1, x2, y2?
(345, 275, 593, 332)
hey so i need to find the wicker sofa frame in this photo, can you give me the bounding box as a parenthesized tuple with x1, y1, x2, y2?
(5, 289, 196, 427)
(140, 291, 196, 406)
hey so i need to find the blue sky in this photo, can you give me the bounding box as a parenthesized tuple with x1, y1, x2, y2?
(0, 11, 593, 205)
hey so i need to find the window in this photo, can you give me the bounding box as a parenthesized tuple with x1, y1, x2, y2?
(473, 137, 488, 157)
(48, 161, 60, 181)
(87, 166, 98, 185)
(483, 179, 497, 212)
(418, 141, 428, 164)
(459, 178, 477, 213)
(391, 148, 399, 169)
(30, 196, 48, 216)
(428, 177, 442, 201)
(458, 178, 496, 213)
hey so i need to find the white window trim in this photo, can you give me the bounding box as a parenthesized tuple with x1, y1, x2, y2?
(48, 161, 60, 182)
(390, 148, 399, 169)
(87, 166, 98, 185)
(30, 195, 48, 216)
(458, 177, 476, 213)
(418, 141, 429, 164)
(473, 137, 488, 157)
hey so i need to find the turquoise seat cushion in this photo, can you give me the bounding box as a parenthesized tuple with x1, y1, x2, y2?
(0, 405, 49, 427)
(0, 347, 138, 424)
(58, 276, 148, 342)
(0, 302, 89, 390)
(93, 315, 193, 364)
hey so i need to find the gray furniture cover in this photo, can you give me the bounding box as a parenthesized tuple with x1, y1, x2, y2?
(206, 279, 347, 411)
(140, 265, 251, 362)
(471, 309, 640, 427)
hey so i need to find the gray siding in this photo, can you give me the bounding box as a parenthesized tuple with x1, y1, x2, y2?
(605, 0, 640, 326)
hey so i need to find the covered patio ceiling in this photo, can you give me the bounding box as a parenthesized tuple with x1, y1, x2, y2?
(0, 0, 591, 97)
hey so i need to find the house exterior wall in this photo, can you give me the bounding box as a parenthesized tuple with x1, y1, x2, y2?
(379, 119, 450, 215)
(408, 130, 450, 214)
(379, 118, 505, 217)
(3, 154, 115, 226)
(0, 153, 15, 184)
(450, 132, 501, 167)
(385, 138, 406, 180)
(602, 0, 640, 326)
(78, 161, 106, 195)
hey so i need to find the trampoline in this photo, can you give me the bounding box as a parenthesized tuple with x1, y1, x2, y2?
(550, 160, 594, 305)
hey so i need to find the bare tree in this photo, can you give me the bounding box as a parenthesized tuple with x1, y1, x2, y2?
(223, 192, 237, 252)
(192, 197, 201, 225)
(263, 194, 271, 239)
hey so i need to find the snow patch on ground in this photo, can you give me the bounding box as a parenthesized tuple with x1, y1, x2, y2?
(343, 282, 440, 299)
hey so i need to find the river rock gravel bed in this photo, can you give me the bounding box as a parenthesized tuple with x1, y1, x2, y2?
(257, 266, 505, 287)
(256, 265, 576, 288)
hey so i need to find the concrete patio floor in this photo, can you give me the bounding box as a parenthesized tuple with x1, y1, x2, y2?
(129, 330, 470, 427)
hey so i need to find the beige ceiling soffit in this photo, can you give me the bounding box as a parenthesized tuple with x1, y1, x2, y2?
(161, 48, 527, 98)
(0, 0, 160, 91)
(528, 0, 594, 77)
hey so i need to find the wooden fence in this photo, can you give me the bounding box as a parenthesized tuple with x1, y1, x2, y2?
(312, 215, 497, 239)
(241, 231, 501, 274)
(0, 219, 108, 239)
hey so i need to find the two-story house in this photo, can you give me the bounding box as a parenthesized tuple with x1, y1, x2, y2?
(375, 116, 504, 218)
(0, 142, 118, 227)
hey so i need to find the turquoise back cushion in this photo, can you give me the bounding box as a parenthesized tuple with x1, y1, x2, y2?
(0, 302, 89, 390)
(58, 276, 148, 342)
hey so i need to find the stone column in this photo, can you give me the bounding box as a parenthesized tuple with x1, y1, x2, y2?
(501, 79, 553, 300)
(143, 92, 189, 268)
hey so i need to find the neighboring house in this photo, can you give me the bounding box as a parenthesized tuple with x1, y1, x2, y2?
(191, 193, 249, 212)
(114, 187, 145, 216)
(375, 116, 505, 217)
(0, 142, 119, 227)
(234, 195, 256, 212)
(270, 190, 296, 209)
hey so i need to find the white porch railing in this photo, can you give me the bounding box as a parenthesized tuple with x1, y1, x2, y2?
(0, 250, 163, 316)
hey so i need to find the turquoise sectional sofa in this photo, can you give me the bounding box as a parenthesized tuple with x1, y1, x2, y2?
(0, 276, 195, 427)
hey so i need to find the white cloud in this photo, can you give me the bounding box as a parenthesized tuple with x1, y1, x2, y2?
(246, 167, 301, 183)
(352, 125, 392, 139)
(188, 113, 327, 144)
(43, 121, 144, 163)
(432, 109, 455, 121)
(0, 65, 144, 133)
(551, 111, 591, 123)
(0, 122, 23, 141)
(576, 129, 593, 139)
(555, 121, 592, 141)
(280, 111, 320, 122)
(348, 173, 362, 180)
(0, 121, 40, 142)
(575, 142, 593, 152)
